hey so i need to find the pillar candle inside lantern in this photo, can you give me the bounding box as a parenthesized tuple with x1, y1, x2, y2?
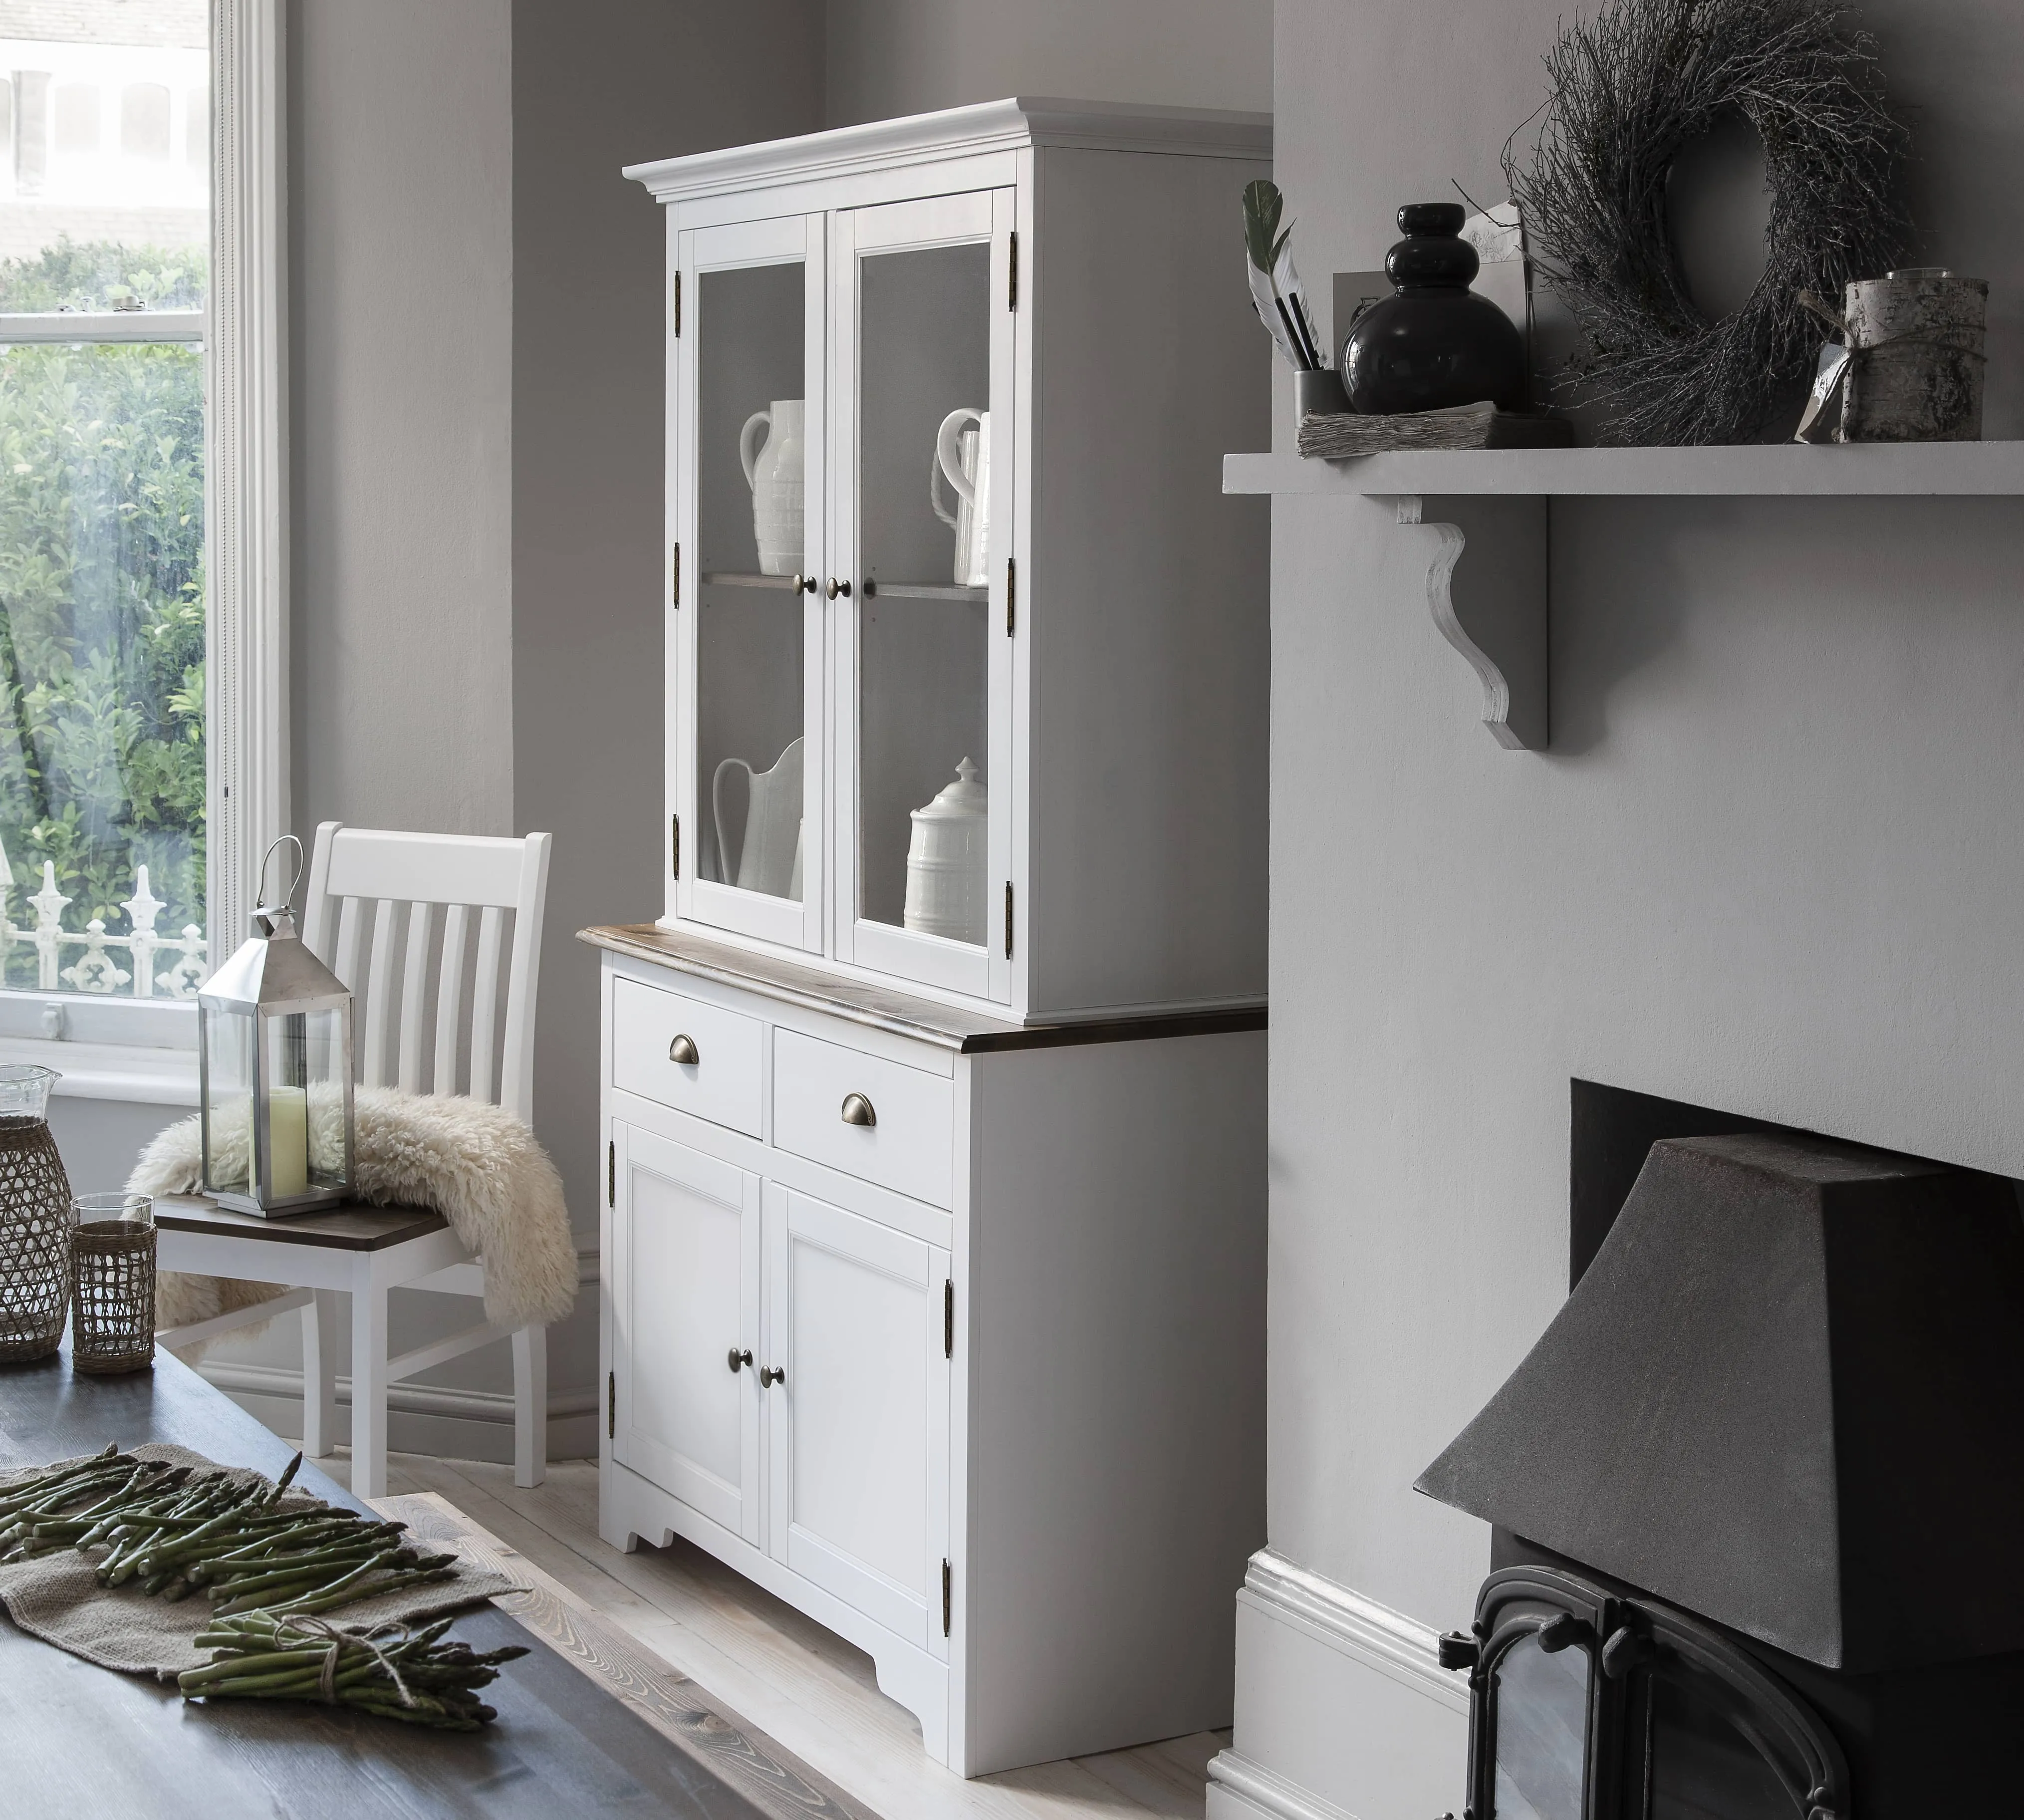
(264, 1084, 309, 1198)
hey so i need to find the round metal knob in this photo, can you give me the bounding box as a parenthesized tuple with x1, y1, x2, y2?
(668, 1033, 699, 1065)
(727, 1347, 752, 1374)
(792, 572, 817, 594)
(825, 576, 852, 599)
(759, 1365, 785, 1388)
(840, 1092, 876, 1127)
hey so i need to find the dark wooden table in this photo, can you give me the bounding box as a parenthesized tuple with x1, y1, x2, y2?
(0, 1344, 775, 1820)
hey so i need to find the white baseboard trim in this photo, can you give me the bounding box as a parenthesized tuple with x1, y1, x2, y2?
(200, 1359, 597, 1466)
(1208, 1750, 1363, 1820)
(1237, 1547, 1468, 1717)
(199, 1357, 596, 1426)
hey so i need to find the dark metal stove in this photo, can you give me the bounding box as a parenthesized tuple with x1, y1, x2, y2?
(1417, 1126, 2024, 1819)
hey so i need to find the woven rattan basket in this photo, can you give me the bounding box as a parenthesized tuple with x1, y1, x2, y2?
(0, 1111, 74, 1362)
(71, 1220, 157, 1374)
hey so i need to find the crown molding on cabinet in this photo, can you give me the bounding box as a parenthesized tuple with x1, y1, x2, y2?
(624, 96, 1272, 204)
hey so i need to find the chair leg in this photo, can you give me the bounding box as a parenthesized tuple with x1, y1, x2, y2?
(511, 1324, 547, 1489)
(301, 1291, 342, 1459)
(350, 1272, 391, 1501)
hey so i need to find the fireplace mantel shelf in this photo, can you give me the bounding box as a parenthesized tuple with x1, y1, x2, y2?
(1225, 441, 2024, 751)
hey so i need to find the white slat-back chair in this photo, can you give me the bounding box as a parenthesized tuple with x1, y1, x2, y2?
(155, 821, 554, 1497)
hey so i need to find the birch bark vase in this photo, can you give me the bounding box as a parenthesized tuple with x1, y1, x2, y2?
(1841, 269, 1988, 442)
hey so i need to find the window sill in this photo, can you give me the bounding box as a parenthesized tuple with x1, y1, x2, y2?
(0, 1035, 200, 1106)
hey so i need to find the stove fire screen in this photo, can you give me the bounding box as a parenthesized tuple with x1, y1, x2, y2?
(1441, 1566, 1848, 1820)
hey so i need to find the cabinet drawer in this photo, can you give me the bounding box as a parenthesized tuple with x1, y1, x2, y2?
(772, 1030, 955, 1208)
(612, 978, 764, 1137)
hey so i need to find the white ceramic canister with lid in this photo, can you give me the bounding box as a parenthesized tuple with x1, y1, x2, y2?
(902, 758, 988, 944)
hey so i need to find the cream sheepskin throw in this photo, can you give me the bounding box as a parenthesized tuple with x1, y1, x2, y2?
(132, 1086, 577, 1359)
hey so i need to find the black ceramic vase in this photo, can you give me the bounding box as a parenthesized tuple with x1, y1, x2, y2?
(1340, 203, 1525, 415)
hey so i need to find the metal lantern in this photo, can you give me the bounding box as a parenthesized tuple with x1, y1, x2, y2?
(198, 836, 355, 1216)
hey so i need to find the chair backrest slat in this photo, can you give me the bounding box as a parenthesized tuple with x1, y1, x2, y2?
(363, 898, 400, 1089)
(469, 904, 504, 1107)
(331, 895, 366, 991)
(301, 823, 550, 1125)
(433, 902, 470, 1098)
(397, 900, 433, 1094)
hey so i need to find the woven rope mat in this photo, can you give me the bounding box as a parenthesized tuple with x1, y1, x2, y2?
(0, 1444, 523, 1680)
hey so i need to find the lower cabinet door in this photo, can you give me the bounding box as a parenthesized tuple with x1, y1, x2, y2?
(611, 1122, 762, 1545)
(764, 1185, 951, 1653)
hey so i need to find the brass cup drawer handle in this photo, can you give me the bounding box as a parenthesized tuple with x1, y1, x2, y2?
(840, 1092, 876, 1127)
(668, 1034, 699, 1065)
(759, 1365, 786, 1388)
(727, 1347, 752, 1374)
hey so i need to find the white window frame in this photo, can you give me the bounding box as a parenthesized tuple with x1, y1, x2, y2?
(0, 0, 287, 1103)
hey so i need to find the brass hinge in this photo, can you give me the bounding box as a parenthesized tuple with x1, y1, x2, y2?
(1008, 231, 1018, 310)
(673, 270, 682, 337)
(1004, 882, 1013, 960)
(1006, 556, 1015, 637)
(607, 1371, 616, 1440)
(944, 1279, 954, 1358)
(607, 1139, 615, 1207)
(671, 813, 681, 879)
(671, 541, 680, 607)
(942, 1558, 952, 1636)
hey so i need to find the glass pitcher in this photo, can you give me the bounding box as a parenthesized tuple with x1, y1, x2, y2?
(0, 1065, 73, 1362)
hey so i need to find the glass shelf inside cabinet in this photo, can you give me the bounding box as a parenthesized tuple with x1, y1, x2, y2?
(856, 239, 992, 946)
(696, 258, 807, 902)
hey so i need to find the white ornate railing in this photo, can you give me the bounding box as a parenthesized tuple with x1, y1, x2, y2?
(0, 841, 207, 998)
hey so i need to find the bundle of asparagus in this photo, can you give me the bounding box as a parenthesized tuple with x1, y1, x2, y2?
(182, 1611, 529, 1729)
(2, 1444, 457, 1613)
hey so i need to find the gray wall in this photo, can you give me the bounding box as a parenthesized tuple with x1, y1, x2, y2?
(510, 0, 824, 1307)
(1251, 1, 2024, 1813)
(288, 0, 515, 841)
(824, 0, 1271, 126)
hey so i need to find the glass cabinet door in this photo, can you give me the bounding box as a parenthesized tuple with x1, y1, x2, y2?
(832, 191, 1014, 1001)
(675, 216, 824, 951)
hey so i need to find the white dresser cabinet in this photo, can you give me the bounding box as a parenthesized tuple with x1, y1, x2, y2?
(594, 99, 1270, 1778)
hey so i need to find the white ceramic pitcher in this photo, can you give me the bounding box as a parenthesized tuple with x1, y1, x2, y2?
(713, 736, 804, 900)
(740, 400, 805, 576)
(930, 407, 991, 587)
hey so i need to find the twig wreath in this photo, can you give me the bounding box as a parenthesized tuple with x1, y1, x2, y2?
(1505, 0, 1908, 445)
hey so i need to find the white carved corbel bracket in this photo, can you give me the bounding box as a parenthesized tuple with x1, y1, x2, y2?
(1394, 494, 1548, 751)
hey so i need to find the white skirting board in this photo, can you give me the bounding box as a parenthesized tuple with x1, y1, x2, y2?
(1208, 1549, 1468, 1820)
(203, 1359, 598, 1466)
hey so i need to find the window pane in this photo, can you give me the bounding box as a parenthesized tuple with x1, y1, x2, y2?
(1492, 1633, 1589, 1820)
(0, 340, 206, 991)
(0, 3, 209, 999)
(0, 7, 209, 303)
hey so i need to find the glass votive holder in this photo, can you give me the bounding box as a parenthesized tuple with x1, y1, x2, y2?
(70, 1193, 156, 1375)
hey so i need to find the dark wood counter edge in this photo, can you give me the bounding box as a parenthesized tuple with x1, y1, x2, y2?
(578, 924, 1266, 1053)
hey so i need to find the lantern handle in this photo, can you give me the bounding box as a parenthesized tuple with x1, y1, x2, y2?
(256, 833, 306, 915)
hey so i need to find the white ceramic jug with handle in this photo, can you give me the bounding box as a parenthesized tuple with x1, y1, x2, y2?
(713, 736, 804, 900)
(740, 400, 805, 576)
(930, 407, 991, 587)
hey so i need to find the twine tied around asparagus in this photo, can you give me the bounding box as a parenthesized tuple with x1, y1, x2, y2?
(282, 1615, 419, 1707)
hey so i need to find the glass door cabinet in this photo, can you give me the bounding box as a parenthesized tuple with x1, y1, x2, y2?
(649, 103, 1270, 1023)
(675, 215, 825, 954)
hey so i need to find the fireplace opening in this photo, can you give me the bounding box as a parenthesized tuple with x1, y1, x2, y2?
(1417, 1090, 2024, 1819)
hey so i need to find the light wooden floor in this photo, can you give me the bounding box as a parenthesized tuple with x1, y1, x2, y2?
(320, 1448, 1228, 1820)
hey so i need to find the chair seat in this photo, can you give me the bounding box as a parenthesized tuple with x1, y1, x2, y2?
(154, 1194, 450, 1252)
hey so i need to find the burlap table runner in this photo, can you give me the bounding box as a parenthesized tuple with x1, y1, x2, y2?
(0, 1444, 522, 1680)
